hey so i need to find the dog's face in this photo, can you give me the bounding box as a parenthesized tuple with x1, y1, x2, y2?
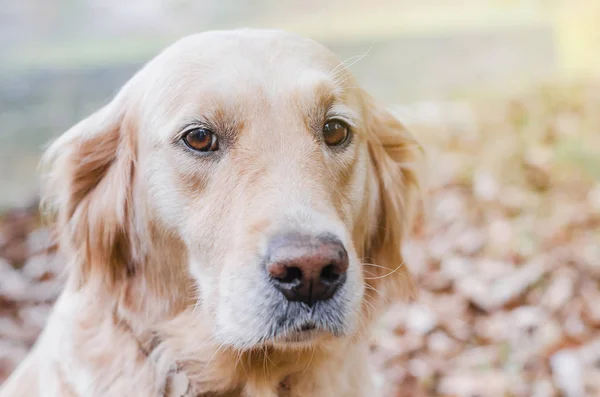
(43, 30, 420, 351)
(141, 31, 376, 348)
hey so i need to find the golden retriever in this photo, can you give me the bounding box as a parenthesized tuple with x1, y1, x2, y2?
(0, 29, 421, 397)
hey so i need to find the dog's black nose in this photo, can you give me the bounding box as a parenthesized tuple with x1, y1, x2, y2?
(265, 234, 348, 306)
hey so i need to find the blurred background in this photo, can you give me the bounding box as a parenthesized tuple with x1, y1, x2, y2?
(1, 1, 599, 396)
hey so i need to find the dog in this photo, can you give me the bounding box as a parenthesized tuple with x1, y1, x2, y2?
(0, 29, 421, 397)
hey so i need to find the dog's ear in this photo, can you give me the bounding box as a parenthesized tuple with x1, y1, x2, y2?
(41, 93, 140, 288)
(365, 94, 423, 302)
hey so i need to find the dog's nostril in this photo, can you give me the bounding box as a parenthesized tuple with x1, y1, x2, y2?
(320, 264, 340, 283)
(278, 266, 303, 284)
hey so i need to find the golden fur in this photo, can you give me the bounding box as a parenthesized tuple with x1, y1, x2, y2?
(0, 29, 421, 397)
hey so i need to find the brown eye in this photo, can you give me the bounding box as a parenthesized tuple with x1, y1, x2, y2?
(322, 120, 349, 146)
(182, 128, 219, 152)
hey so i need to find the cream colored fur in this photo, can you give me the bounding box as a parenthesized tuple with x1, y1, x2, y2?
(0, 29, 421, 397)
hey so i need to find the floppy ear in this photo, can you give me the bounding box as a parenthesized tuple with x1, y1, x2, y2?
(41, 95, 139, 288)
(365, 95, 423, 302)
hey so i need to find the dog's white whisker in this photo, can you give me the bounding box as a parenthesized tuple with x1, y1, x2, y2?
(363, 262, 406, 280)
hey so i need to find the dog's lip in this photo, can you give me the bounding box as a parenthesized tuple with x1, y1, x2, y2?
(299, 322, 317, 332)
(271, 322, 322, 345)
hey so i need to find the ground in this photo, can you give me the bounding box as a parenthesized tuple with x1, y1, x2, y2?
(0, 81, 599, 396)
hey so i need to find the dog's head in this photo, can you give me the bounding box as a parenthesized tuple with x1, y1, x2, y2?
(42, 30, 421, 350)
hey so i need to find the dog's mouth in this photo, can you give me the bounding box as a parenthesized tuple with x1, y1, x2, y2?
(260, 293, 351, 347)
(299, 322, 317, 332)
(279, 329, 318, 344)
(271, 321, 329, 346)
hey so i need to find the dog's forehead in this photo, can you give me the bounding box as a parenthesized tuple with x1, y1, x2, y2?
(138, 30, 355, 138)
(150, 30, 346, 95)
(164, 29, 341, 69)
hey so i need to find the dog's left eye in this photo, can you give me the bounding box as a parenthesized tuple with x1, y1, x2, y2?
(322, 120, 350, 146)
(182, 128, 219, 152)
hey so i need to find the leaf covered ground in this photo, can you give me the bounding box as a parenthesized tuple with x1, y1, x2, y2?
(1, 81, 599, 396)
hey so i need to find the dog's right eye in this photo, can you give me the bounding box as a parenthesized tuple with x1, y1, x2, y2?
(182, 128, 219, 152)
(322, 120, 350, 147)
